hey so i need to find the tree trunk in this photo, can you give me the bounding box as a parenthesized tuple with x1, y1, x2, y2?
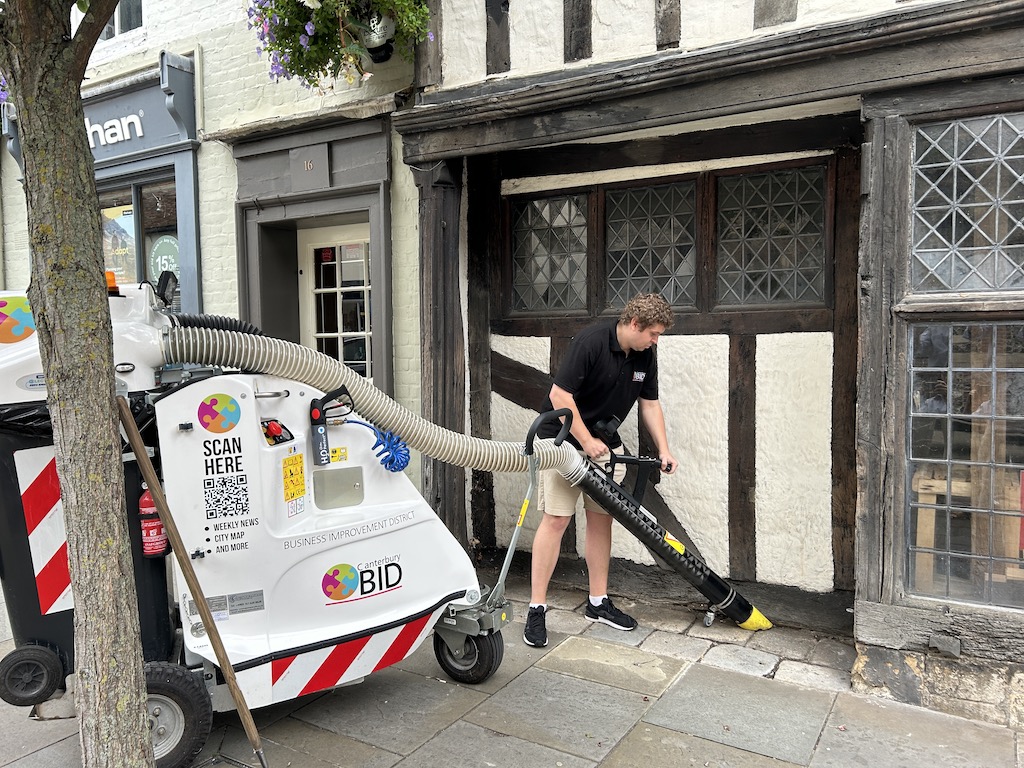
(0, 2, 153, 766)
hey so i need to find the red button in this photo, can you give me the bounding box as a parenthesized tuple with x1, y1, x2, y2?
(266, 421, 283, 437)
(311, 408, 321, 419)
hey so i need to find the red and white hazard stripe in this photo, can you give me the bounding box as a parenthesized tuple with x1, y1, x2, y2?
(14, 447, 73, 615)
(267, 608, 440, 702)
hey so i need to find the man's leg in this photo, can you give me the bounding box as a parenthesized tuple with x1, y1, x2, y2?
(530, 512, 573, 604)
(583, 508, 612, 597)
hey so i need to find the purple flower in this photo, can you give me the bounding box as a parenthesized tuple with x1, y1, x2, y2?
(299, 33, 309, 48)
(305, 21, 315, 35)
(428, 31, 435, 42)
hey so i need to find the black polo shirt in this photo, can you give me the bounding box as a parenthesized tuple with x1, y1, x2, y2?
(538, 320, 659, 449)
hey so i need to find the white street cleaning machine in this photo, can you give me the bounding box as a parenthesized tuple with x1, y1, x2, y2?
(0, 276, 770, 768)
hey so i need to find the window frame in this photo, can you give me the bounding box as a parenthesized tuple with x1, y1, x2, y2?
(496, 156, 838, 337)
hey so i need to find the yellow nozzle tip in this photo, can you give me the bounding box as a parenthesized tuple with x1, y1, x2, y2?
(738, 607, 773, 631)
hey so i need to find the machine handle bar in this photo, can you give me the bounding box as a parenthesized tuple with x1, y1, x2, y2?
(525, 408, 573, 456)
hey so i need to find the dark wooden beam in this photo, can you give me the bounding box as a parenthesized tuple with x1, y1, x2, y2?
(831, 146, 860, 591)
(729, 334, 757, 581)
(414, 0, 442, 89)
(496, 115, 862, 179)
(491, 351, 552, 410)
(655, 0, 680, 50)
(565, 0, 592, 62)
(414, 159, 468, 545)
(485, 0, 510, 75)
(468, 156, 502, 549)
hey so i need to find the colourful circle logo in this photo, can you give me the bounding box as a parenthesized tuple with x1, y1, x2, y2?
(198, 394, 241, 433)
(0, 296, 36, 344)
(323, 564, 360, 601)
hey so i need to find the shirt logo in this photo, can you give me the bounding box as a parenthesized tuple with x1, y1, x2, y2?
(633, 371, 646, 382)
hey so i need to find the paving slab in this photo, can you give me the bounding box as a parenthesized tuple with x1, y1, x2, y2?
(289, 666, 487, 756)
(0, 701, 79, 766)
(583, 619, 654, 647)
(2, 732, 80, 767)
(537, 635, 685, 697)
(773, 661, 851, 693)
(811, 692, 1017, 768)
(397, 719, 596, 768)
(686, 621, 755, 645)
(465, 666, 652, 762)
(745, 626, 819, 661)
(645, 663, 834, 765)
(204, 718, 402, 768)
(393, 623, 560, 694)
(603, 722, 803, 768)
(639, 630, 712, 662)
(807, 638, 856, 671)
(702, 643, 779, 677)
(627, 601, 699, 634)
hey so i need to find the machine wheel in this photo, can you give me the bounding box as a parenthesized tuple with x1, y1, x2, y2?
(0, 645, 64, 706)
(433, 630, 504, 684)
(145, 661, 213, 768)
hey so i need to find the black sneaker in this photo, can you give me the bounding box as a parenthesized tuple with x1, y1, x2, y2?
(524, 605, 548, 647)
(585, 597, 637, 631)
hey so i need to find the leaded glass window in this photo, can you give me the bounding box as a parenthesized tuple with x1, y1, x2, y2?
(511, 195, 588, 311)
(606, 182, 697, 307)
(912, 113, 1024, 292)
(908, 322, 1024, 607)
(717, 167, 827, 306)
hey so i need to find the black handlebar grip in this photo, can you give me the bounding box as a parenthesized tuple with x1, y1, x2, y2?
(525, 408, 573, 455)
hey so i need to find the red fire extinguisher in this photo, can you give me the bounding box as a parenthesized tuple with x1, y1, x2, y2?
(139, 484, 169, 558)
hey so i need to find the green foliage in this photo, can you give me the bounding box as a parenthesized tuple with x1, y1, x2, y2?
(247, 0, 431, 89)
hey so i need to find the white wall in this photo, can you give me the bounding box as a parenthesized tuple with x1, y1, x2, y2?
(755, 332, 834, 591)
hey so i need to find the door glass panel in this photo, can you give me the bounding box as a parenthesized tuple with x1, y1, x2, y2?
(307, 238, 372, 379)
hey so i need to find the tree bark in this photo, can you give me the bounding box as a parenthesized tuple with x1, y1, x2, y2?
(0, 2, 153, 766)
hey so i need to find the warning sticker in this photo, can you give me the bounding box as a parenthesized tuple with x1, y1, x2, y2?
(330, 447, 348, 463)
(283, 454, 305, 501)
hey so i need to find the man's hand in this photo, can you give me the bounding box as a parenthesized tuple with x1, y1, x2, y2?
(582, 435, 609, 460)
(661, 452, 678, 475)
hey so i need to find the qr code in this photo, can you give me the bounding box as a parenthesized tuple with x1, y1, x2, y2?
(203, 475, 250, 519)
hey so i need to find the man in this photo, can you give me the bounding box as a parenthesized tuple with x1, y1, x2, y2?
(525, 292, 678, 648)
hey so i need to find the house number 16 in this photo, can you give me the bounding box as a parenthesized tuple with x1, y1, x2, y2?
(304, 159, 314, 171)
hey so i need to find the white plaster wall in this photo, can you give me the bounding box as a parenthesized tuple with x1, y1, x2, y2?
(509, 0, 564, 77)
(755, 332, 833, 591)
(655, 334, 731, 575)
(491, 333, 550, 373)
(593, 0, 656, 62)
(440, 0, 487, 88)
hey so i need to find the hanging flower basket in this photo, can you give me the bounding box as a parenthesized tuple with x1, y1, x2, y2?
(247, 0, 431, 89)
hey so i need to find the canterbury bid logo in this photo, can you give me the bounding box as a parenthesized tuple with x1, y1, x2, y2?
(633, 371, 646, 382)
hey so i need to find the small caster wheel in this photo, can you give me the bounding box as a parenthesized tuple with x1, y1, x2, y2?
(703, 610, 715, 627)
(433, 630, 504, 684)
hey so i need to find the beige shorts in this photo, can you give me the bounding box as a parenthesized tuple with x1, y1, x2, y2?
(538, 459, 628, 517)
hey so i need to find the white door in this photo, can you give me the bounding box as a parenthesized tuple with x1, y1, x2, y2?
(297, 223, 373, 382)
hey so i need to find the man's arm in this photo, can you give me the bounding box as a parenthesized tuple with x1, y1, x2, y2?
(638, 397, 678, 474)
(549, 383, 609, 460)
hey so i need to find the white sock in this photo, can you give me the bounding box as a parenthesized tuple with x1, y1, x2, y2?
(529, 603, 546, 611)
(589, 595, 607, 607)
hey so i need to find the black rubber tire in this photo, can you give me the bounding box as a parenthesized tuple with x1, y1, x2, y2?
(0, 645, 64, 707)
(433, 630, 504, 684)
(145, 661, 213, 768)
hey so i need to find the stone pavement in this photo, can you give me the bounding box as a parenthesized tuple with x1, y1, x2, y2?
(1, 576, 1021, 768)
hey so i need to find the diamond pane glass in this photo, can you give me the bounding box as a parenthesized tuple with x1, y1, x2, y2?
(912, 113, 1024, 292)
(716, 167, 827, 306)
(511, 195, 588, 311)
(604, 182, 697, 308)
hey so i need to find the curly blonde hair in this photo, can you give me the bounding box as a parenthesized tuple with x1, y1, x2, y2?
(619, 293, 674, 330)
